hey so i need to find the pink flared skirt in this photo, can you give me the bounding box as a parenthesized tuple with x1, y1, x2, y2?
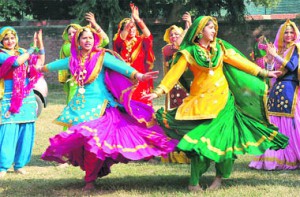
(249, 93, 300, 170)
(42, 107, 177, 177)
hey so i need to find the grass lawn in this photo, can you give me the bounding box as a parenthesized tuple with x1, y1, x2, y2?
(0, 86, 299, 197)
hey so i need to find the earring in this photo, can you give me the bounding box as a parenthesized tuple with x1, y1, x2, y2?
(197, 33, 203, 39)
(78, 46, 82, 50)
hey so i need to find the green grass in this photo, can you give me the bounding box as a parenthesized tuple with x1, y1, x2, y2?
(1, 87, 300, 196)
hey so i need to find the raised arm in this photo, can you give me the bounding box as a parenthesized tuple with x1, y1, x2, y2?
(223, 47, 281, 78)
(36, 29, 45, 67)
(85, 12, 109, 47)
(142, 55, 188, 101)
(130, 3, 150, 37)
(175, 12, 192, 46)
(41, 57, 69, 72)
(14, 32, 38, 66)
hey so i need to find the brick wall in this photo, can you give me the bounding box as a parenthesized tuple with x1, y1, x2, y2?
(4, 18, 300, 85)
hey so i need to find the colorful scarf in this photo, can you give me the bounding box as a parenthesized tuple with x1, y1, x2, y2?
(163, 25, 183, 44)
(0, 26, 42, 114)
(171, 16, 271, 124)
(113, 18, 155, 72)
(60, 24, 82, 59)
(69, 26, 103, 84)
(274, 19, 300, 55)
(273, 19, 300, 71)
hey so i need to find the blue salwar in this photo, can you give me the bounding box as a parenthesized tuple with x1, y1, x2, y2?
(0, 123, 35, 172)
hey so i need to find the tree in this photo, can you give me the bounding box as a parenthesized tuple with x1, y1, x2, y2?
(0, 0, 281, 23)
(28, 0, 74, 20)
(0, 0, 30, 21)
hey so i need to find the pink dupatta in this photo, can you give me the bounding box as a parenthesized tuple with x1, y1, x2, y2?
(1, 54, 42, 114)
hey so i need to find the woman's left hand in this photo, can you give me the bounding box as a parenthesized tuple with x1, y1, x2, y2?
(33, 32, 38, 48)
(267, 43, 277, 57)
(136, 71, 159, 81)
(85, 12, 97, 27)
(130, 3, 140, 22)
(268, 70, 282, 78)
(182, 12, 192, 29)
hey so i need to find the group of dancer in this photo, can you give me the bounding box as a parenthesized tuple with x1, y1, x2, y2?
(0, 3, 299, 192)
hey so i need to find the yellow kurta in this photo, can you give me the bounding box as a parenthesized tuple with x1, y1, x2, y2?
(158, 46, 262, 120)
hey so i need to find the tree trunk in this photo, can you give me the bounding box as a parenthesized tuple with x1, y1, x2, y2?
(166, 3, 183, 24)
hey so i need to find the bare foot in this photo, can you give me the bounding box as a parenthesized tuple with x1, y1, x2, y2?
(188, 185, 203, 192)
(207, 177, 222, 190)
(14, 169, 28, 175)
(83, 182, 95, 191)
(0, 171, 6, 178)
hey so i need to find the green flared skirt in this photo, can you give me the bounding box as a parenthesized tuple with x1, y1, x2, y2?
(156, 93, 288, 162)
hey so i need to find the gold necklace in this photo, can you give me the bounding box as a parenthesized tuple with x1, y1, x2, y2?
(197, 45, 214, 76)
(75, 54, 88, 94)
(125, 38, 137, 63)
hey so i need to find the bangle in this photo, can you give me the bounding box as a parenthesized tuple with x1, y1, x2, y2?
(259, 69, 269, 78)
(96, 27, 102, 33)
(179, 31, 187, 38)
(137, 20, 146, 30)
(39, 49, 45, 55)
(275, 55, 284, 64)
(27, 47, 35, 55)
(153, 87, 164, 98)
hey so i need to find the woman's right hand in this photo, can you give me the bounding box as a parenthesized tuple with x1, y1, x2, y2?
(182, 12, 192, 29)
(130, 3, 140, 22)
(124, 20, 135, 32)
(85, 12, 97, 27)
(37, 29, 44, 48)
(267, 43, 277, 57)
(33, 32, 38, 48)
(141, 93, 158, 101)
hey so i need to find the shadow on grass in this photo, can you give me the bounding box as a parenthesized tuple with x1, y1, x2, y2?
(1, 173, 300, 196)
(26, 154, 56, 167)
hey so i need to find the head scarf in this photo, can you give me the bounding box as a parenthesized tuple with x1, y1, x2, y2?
(274, 19, 300, 54)
(163, 25, 183, 44)
(113, 18, 139, 41)
(172, 16, 219, 68)
(0, 26, 20, 50)
(62, 24, 82, 43)
(59, 24, 81, 59)
(69, 25, 104, 84)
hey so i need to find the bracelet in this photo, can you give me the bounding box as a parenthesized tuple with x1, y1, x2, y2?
(137, 20, 146, 30)
(259, 69, 269, 78)
(275, 55, 284, 64)
(27, 47, 35, 55)
(153, 87, 164, 98)
(39, 49, 45, 55)
(179, 29, 187, 38)
(96, 27, 102, 33)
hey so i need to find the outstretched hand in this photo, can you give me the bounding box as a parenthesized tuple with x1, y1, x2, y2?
(268, 70, 282, 78)
(267, 42, 277, 57)
(142, 70, 159, 81)
(136, 70, 159, 82)
(141, 93, 158, 101)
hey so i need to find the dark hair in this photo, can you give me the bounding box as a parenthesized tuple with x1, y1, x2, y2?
(120, 21, 127, 31)
(66, 25, 74, 33)
(194, 20, 214, 43)
(77, 28, 92, 42)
